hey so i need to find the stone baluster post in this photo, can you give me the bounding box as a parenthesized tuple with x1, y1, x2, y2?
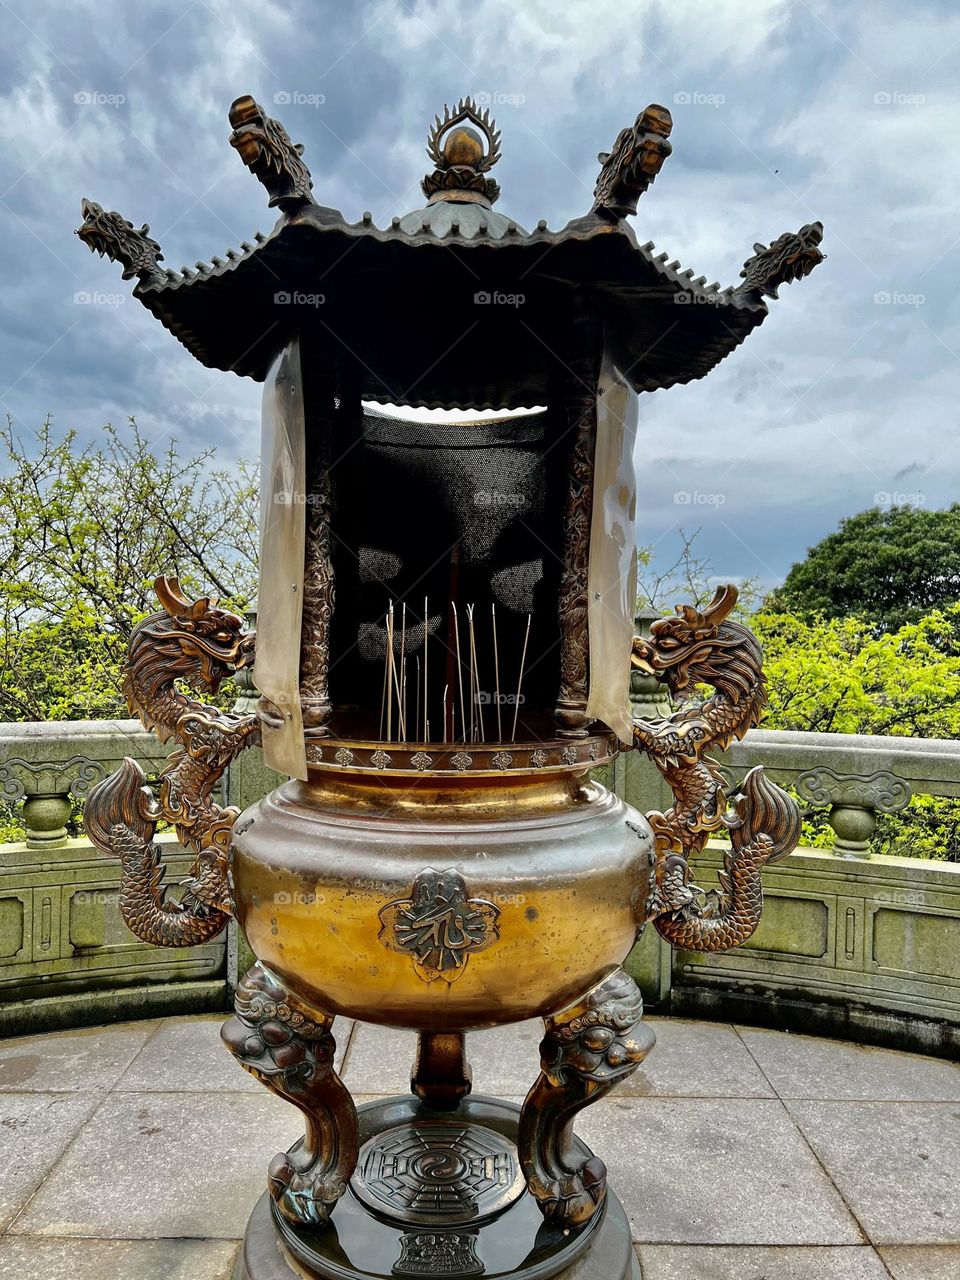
(631, 605, 675, 720)
(231, 602, 260, 716)
(795, 767, 911, 859)
(0, 755, 105, 849)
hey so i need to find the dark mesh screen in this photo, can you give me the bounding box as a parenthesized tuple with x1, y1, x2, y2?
(328, 407, 565, 741)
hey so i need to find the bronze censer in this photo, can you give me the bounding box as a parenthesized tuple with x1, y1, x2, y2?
(81, 93, 823, 1280)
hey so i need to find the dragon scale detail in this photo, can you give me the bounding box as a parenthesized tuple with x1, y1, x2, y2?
(84, 577, 258, 946)
(631, 584, 801, 951)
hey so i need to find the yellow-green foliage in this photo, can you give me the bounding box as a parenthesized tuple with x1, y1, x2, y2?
(756, 608, 960, 860)
(756, 606, 960, 739)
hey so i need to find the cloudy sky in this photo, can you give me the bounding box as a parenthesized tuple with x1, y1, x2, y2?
(1, 0, 956, 589)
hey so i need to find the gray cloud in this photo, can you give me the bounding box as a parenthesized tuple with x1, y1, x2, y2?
(1, 0, 957, 588)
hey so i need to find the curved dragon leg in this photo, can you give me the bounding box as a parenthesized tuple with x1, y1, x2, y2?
(517, 969, 654, 1228)
(221, 962, 358, 1227)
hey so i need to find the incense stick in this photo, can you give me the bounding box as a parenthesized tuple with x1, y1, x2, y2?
(465, 605, 474, 742)
(511, 613, 531, 741)
(466, 604, 484, 743)
(399, 603, 407, 744)
(491, 602, 502, 742)
(390, 630, 406, 742)
(379, 604, 389, 740)
(442, 683, 449, 745)
(386, 601, 394, 743)
(423, 596, 429, 742)
(452, 602, 466, 744)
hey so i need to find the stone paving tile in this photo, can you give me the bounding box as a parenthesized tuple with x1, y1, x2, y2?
(10, 1089, 383, 1240)
(116, 1014, 354, 1092)
(738, 1027, 960, 1101)
(787, 1101, 960, 1245)
(6, 1015, 960, 1261)
(623, 1020, 774, 1098)
(0, 1093, 102, 1232)
(878, 1244, 960, 1279)
(579, 1098, 863, 1245)
(9, 1090, 301, 1239)
(0, 1238, 240, 1279)
(342, 1019, 543, 1096)
(0, 1021, 158, 1093)
(636, 1244, 890, 1279)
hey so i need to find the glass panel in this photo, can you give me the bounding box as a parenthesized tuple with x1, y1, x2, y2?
(253, 338, 308, 779)
(586, 354, 639, 744)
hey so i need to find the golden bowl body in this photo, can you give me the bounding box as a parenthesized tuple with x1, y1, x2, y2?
(230, 740, 653, 1030)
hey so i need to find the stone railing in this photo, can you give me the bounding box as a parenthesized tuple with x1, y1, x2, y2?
(0, 720, 166, 847)
(0, 720, 255, 1036)
(618, 726, 960, 858)
(728, 729, 959, 857)
(1, 704, 958, 1054)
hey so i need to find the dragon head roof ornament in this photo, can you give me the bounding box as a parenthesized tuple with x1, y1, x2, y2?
(739, 221, 825, 300)
(592, 103, 674, 219)
(75, 198, 164, 283)
(228, 95, 314, 210)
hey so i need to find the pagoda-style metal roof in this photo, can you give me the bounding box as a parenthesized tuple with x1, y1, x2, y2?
(77, 95, 824, 409)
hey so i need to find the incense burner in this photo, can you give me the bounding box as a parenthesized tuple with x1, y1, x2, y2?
(81, 91, 822, 1280)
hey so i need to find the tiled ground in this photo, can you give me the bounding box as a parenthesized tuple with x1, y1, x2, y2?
(0, 1015, 957, 1278)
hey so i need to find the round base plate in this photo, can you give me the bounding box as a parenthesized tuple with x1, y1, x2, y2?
(234, 1096, 639, 1280)
(352, 1119, 528, 1227)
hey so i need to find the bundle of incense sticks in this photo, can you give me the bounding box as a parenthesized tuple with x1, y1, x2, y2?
(379, 599, 531, 745)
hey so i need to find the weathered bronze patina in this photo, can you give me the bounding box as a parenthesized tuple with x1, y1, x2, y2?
(81, 92, 822, 1280)
(84, 577, 257, 946)
(631, 584, 804, 949)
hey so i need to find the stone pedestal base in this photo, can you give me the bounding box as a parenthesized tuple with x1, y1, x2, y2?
(234, 1097, 638, 1280)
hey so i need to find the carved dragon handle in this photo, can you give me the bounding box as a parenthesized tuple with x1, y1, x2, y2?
(84, 577, 258, 947)
(630, 584, 800, 952)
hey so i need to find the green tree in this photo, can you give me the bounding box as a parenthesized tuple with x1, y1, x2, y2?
(769, 505, 960, 632)
(0, 417, 258, 721)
